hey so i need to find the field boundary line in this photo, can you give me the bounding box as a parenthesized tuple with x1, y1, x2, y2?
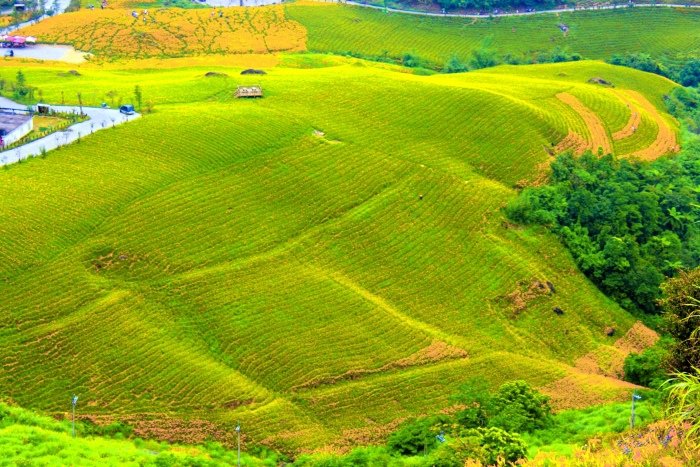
(305, 264, 472, 350)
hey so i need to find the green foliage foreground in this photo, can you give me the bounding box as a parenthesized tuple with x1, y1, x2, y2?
(0, 402, 276, 466)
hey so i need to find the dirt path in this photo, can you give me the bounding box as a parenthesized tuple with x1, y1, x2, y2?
(622, 90, 679, 160)
(556, 92, 612, 155)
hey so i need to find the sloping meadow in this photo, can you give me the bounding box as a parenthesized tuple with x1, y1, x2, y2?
(0, 57, 679, 453)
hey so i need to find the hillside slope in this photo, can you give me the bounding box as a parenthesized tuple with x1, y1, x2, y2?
(15, 3, 700, 61)
(289, 3, 700, 66)
(0, 58, 675, 452)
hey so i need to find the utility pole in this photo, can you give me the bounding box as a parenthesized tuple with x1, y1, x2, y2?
(235, 420, 241, 467)
(71, 395, 78, 438)
(630, 391, 642, 429)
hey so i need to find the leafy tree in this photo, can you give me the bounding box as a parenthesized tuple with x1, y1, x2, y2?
(470, 47, 498, 70)
(428, 427, 527, 466)
(679, 60, 700, 88)
(450, 379, 491, 428)
(402, 52, 422, 68)
(450, 380, 551, 433)
(134, 85, 143, 111)
(608, 52, 666, 76)
(488, 381, 552, 432)
(15, 70, 26, 88)
(623, 338, 672, 387)
(661, 269, 700, 373)
(387, 415, 450, 455)
(444, 54, 468, 73)
(506, 148, 700, 314)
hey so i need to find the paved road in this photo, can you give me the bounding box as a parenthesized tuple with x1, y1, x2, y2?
(2, 44, 87, 62)
(0, 96, 140, 166)
(337, 0, 700, 17)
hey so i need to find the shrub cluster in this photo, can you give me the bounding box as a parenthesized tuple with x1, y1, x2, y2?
(506, 145, 700, 314)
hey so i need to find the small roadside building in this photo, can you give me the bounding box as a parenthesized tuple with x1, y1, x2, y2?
(0, 112, 33, 147)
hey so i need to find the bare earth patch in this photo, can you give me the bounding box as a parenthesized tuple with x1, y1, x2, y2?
(574, 321, 658, 379)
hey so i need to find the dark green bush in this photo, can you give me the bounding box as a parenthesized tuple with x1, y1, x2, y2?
(387, 415, 451, 455)
(427, 427, 527, 466)
(623, 339, 671, 388)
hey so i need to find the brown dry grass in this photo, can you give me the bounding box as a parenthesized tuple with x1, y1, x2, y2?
(574, 321, 659, 379)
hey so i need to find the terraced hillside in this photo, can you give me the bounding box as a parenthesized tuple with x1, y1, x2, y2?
(16, 3, 700, 61)
(0, 57, 677, 453)
(288, 3, 700, 66)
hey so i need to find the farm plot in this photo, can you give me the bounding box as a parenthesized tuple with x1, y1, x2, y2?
(0, 59, 678, 452)
(287, 3, 700, 67)
(556, 92, 612, 155)
(18, 5, 306, 58)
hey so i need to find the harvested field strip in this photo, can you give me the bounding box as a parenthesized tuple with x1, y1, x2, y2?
(612, 93, 642, 140)
(574, 321, 659, 378)
(621, 90, 679, 160)
(554, 130, 588, 154)
(556, 92, 612, 155)
(541, 369, 640, 411)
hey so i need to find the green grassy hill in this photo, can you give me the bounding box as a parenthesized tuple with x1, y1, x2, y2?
(0, 57, 674, 453)
(287, 3, 700, 67)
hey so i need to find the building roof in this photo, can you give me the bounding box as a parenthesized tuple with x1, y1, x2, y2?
(0, 112, 31, 136)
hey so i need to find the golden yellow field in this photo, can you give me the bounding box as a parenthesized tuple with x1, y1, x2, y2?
(19, 5, 306, 58)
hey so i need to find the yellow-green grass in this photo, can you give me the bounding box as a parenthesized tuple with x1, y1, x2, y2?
(287, 3, 700, 66)
(0, 402, 271, 465)
(0, 58, 677, 452)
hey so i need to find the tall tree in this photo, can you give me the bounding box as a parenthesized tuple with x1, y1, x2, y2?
(662, 269, 700, 373)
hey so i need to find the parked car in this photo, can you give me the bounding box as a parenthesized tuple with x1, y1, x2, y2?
(119, 104, 135, 115)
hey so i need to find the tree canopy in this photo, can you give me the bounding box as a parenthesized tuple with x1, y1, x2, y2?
(506, 146, 700, 313)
